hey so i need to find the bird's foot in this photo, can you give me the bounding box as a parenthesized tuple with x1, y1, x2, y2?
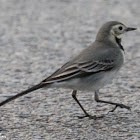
(77, 114, 104, 120)
(108, 103, 131, 114)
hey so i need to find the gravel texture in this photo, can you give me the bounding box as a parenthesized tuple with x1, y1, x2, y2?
(0, 0, 140, 140)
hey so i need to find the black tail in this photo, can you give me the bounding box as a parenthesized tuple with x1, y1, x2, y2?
(0, 83, 46, 106)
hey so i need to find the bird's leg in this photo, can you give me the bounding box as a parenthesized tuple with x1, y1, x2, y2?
(94, 92, 131, 113)
(72, 90, 103, 119)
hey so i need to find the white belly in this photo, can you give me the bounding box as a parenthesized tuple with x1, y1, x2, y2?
(51, 69, 119, 92)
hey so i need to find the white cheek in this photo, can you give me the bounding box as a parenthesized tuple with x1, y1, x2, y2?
(110, 29, 115, 35)
(117, 34, 123, 39)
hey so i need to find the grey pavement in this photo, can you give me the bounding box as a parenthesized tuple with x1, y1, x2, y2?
(0, 0, 140, 140)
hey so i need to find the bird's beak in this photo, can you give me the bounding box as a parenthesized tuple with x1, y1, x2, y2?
(126, 27, 137, 32)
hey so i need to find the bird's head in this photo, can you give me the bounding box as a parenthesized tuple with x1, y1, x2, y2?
(96, 21, 136, 42)
(110, 22, 136, 39)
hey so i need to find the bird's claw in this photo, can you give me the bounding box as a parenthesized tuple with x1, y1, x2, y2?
(77, 114, 104, 120)
(107, 104, 131, 114)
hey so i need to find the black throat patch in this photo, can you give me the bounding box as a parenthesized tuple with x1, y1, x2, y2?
(115, 37, 124, 51)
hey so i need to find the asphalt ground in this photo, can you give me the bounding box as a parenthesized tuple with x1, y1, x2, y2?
(0, 0, 140, 140)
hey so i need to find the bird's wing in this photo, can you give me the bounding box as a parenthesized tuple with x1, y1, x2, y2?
(42, 59, 115, 83)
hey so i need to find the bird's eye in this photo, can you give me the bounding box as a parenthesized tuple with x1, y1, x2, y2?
(118, 26, 123, 30)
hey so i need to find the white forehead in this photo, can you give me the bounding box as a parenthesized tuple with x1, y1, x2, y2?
(112, 24, 126, 29)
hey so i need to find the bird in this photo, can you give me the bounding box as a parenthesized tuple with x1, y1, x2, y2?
(0, 21, 136, 119)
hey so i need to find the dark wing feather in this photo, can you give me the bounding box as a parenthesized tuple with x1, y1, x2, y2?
(43, 60, 115, 83)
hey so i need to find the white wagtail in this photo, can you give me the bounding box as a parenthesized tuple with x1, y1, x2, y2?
(0, 21, 136, 119)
